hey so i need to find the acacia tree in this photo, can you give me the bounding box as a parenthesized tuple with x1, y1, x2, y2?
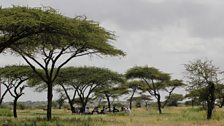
(5, 7, 124, 120)
(165, 93, 184, 107)
(184, 59, 220, 120)
(139, 94, 152, 108)
(126, 66, 184, 114)
(55, 67, 124, 113)
(129, 95, 152, 108)
(0, 65, 33, 118)
(95, 84, 127, 111)
(0, 7, 78, 108)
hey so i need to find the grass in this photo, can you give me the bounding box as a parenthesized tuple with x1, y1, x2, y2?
(1, 107, 224, 126)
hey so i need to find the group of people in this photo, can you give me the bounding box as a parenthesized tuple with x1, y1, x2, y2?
(83, 106, 131, 115)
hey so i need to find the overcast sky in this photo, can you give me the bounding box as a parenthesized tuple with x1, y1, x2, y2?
(1, 0, 224, 102)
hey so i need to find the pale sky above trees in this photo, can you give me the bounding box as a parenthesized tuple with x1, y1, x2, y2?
(1, 0, 224, 101)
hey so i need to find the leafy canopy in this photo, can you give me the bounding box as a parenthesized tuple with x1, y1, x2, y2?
(0, 65, 33, 78)
(126, 66, 170, 81)
(0, 6, 75, 52)
(57, 66, 124, 86)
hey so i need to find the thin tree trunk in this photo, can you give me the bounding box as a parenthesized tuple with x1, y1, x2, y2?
(47, 83, 53, 121)
(68, 99, 75, 113)
(81, 102, 86, 113)
(61, 85, 76, 113)
(157, 95, 162, 114)
(13, 97, 18, 118)
(106, 94, 111, 112)
(129, 88, 136, 110)
(0, 85, 11, 105)
(207, 82, 215, 120)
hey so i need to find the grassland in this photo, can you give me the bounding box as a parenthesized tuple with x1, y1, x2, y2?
(1, 107, 224, 126)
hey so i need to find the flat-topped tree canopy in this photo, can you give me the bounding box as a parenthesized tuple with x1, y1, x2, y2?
(57, 66, 124, 85)
(0, 6, 77, 52)
(125, 66, 171, 81)
(0, 65, 34, 78)
(1, 6, 125, 56)
(2, 7, 125, 57)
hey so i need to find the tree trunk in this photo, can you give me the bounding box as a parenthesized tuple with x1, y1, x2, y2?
(61, 85, 76, 113)
(105, 94, 112, 112)
(129, 88, 136, 110)
(157, 95, 162, 114)
(66, 99, 75, 113)
(81, 103, 86, 113)
(47, 83, 53, 121)
(207, 82, 215, 120)
(68, 99, 75, 113)
(13, 97, 18, 118)
(0, 98, 2, 105)
(0, 87, 10, 105)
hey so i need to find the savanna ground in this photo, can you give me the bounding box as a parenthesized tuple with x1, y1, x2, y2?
(1, 107, 224, 126)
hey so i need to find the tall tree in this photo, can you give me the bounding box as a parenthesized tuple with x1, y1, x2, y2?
(0, 65, 33, 118)
(5, 7, 124, 120)
(126, 66, 184, 114)
(184, 59, 220, 119)
(0, 6, 75, 108)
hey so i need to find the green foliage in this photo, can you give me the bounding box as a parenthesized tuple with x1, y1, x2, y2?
(4, 7, 125, 57)
(185, 88, 208, 103)
(125, 66, 174, 91)
(165, 94, 184, 106)
(0, 65, 33, 78)
(0, 6, 76, 52)
(57, 66, 124, 87)
(126, 66, 170, 81)
(125, 80, 144, 90)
